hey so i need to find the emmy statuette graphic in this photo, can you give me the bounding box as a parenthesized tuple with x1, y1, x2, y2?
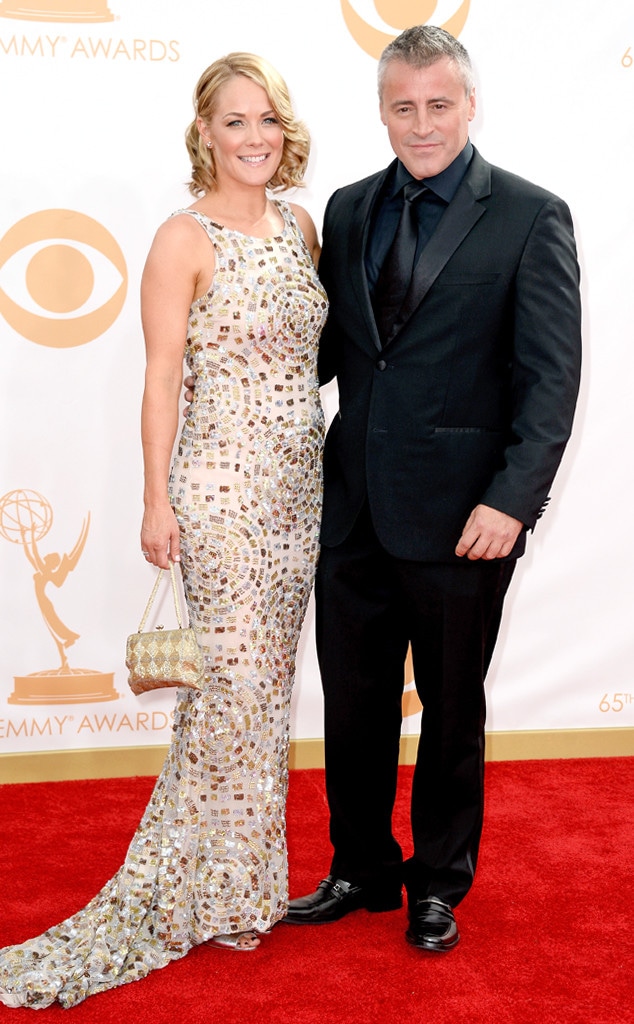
(0, 489, 119, 704)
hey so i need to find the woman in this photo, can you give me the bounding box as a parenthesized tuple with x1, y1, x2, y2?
(0, 52, 326, 1008)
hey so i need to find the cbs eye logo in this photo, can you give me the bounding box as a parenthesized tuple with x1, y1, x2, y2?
(0, 209, 127, 348)
(342, 0, 471, 58)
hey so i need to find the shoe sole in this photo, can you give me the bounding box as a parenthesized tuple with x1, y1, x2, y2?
(283, 896, 402, 924)
(405, 930, 460, 952)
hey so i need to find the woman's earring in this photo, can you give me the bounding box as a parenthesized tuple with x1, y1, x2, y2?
(206, 141, 212, 149)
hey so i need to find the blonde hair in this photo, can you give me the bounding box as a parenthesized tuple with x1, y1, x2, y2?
(185, 52, 310, 196)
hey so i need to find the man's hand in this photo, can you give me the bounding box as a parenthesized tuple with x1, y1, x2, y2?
(183, 374, 196, 414)
(455, 504, 523, 560)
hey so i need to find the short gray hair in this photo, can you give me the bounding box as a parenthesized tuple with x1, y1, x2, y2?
(378, 25, 474, 98)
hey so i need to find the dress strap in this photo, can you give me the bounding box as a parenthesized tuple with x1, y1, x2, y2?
(169, 208, 217, 241)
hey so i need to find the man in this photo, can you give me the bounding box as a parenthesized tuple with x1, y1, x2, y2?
(282, 25, 581, 951)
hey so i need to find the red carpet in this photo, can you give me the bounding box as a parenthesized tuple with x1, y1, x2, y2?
(1, 758, 632, 1023)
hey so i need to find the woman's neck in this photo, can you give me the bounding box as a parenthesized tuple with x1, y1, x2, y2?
(194, 183, 283, 237)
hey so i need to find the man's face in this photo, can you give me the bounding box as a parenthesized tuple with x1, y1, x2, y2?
(379, 56, 476, 179)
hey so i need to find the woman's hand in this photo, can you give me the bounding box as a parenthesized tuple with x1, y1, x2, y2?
(141, 503, 181, 569)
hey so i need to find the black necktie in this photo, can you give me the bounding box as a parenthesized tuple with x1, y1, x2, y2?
(374, 180, 427, 343)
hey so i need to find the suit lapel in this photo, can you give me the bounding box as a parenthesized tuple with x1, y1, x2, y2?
(347, 168, 391, 353)
(383, 152, 492, 346)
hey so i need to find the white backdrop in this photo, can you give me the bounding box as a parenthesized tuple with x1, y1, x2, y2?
(1, 0, 633, 757)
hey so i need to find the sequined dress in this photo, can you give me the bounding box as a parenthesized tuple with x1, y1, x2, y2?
(0, 201, 327, 1009)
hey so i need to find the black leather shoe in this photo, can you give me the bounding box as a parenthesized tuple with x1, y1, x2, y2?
(405, 896, 460, 951)
(283, 875, 402, 924)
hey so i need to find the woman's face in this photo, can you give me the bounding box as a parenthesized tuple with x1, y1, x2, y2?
(199, 75, 284, 189)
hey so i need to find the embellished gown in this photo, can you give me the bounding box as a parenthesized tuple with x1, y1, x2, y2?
(0, 201, 327, 1009)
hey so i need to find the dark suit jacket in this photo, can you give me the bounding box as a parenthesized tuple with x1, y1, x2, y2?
(317, 147, 582, 561)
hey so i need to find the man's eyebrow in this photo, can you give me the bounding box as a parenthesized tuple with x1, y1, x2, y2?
(387, 95, 455, 107)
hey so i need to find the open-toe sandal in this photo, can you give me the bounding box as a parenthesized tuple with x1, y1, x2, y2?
(210, 930, 260, 952)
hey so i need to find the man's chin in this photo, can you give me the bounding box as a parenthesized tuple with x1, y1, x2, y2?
(399, 149, 448, 179)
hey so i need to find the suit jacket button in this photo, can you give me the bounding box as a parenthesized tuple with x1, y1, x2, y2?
(376, 359, 387, 371)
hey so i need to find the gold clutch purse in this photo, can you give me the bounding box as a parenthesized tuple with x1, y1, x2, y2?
(126, 562, 204, 696)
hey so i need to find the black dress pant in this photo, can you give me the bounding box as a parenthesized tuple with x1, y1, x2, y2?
(315, 503, 516, 907)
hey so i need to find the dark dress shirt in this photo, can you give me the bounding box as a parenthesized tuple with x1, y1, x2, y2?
(365, 140, 474, 294)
